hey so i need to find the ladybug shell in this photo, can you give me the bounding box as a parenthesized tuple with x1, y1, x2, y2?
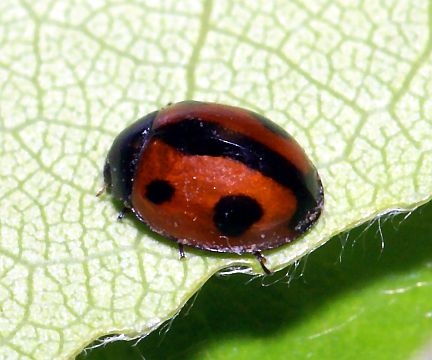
(104, 101, 323, 255)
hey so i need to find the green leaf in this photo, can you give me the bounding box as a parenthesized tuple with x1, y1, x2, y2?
(79, 200, 432, 360)
(0, 0, 431, 359)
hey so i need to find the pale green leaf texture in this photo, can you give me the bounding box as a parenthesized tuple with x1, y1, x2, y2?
(0, 1, 431, 359)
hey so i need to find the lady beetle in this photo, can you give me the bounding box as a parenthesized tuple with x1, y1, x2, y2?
(101, 101, 324, 274)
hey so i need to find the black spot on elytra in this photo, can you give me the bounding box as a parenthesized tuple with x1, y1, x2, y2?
(213, 195, 263, 237)
(146, 180, 175, 204)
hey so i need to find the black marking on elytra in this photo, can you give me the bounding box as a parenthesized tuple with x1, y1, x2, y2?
(213, 195, 263, 237)
(146, 179, 175, 204)
(252, 112, 288, 137)
(289, 178, 324, 233)
(154, 119, 320, 226)
(104, 111, 158, 205)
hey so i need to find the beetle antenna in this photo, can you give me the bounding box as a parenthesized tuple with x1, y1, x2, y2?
(96, 185, 106, 197)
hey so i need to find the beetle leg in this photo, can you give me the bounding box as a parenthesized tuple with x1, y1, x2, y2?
(254, 251, 272, 275)
(178, 243, 186, 259)
(117, 207, 130, 221)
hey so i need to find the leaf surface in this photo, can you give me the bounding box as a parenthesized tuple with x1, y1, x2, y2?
(0, 0, 431, 359)
(81, 201, 432, 360)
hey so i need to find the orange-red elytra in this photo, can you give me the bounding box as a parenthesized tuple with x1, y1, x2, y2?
(102, 101, 324, 274)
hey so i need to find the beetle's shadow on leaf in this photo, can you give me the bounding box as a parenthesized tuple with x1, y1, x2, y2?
(81, 201, 432, 360)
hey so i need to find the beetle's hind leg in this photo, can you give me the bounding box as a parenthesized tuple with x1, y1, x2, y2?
(253, 251, 272, 275)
